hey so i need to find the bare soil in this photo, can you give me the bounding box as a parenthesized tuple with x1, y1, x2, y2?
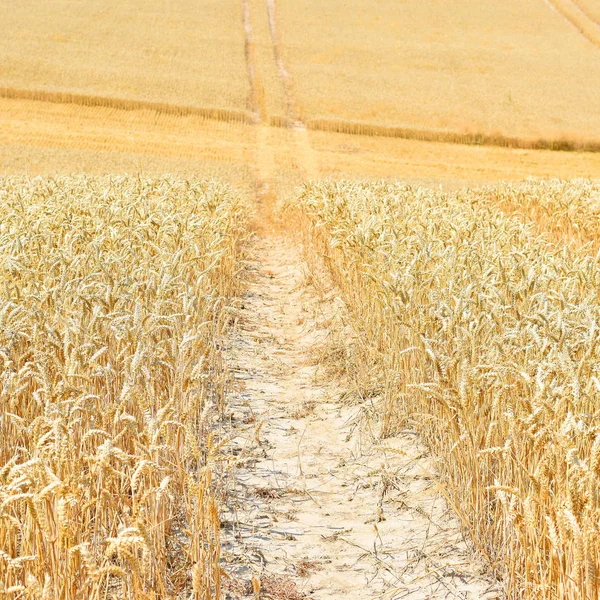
(220, 233, 502, 600)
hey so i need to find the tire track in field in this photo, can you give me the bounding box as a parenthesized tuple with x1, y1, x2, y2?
(242, 0, 278, 217)
(572, 0, 600, 26)
(544, 0, 600, 49)
(264, 0, 318, 180)
(242, 0, 266, 123)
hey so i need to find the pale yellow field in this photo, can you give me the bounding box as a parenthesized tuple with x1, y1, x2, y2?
(0, 0, 250, 110)
(2, 98, 600, 190)
(575, 0, 600, 24)
(2, 0, 599, 153)
(276, 0, 600, 143)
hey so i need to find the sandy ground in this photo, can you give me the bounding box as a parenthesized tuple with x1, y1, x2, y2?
(220, 233, 502, 600)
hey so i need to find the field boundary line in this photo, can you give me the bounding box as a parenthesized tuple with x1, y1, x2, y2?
(4, 88, 598, 155)
(306, 117, 600, 152)
(544, 0, 600, 49)
(0, 86, 254, 124)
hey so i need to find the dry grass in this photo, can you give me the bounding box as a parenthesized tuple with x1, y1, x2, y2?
(276, 0, 600, 144)
(0, 176, 248, 598)
(295, 180, 600, 599)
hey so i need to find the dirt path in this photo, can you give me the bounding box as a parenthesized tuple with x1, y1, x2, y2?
(264, 0, 318, 180)
(221, 234, 501, 600)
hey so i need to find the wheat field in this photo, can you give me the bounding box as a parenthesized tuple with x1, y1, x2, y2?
(0, 176, 247, 597)
(276, 0, 600, 146)
(1, 0, 600, 599)
(0, 0, 250, 112)
(295, 179, 600, 599)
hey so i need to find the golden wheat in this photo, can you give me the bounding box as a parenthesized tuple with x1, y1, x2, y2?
(0, 0, 250, 111)
(296, 180, 600, 599)
(276, 0, 600, 145)
(0, 176, 248, 598)
(471, 179, 600, 251)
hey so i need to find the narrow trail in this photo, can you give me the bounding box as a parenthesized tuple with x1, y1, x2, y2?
(229, 3, 501, 597)
(220, 235, 501, 600)
(243, 0, 318, 184)
(264, 0, 318, 180)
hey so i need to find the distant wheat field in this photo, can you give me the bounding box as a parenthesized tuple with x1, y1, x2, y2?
(1, 0, 600, 184)
(277, 0, 600, 144)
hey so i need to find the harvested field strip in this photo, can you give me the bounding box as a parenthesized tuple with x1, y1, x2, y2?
(0, 87, 254, 125)
(3, 97, 600, 185)
(242, 0, 266, 121)
(0, 98, 257, 174)
(546, 0, 600, 48)
(296, 181, 600, 599)
(0, 176, 249, 597)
